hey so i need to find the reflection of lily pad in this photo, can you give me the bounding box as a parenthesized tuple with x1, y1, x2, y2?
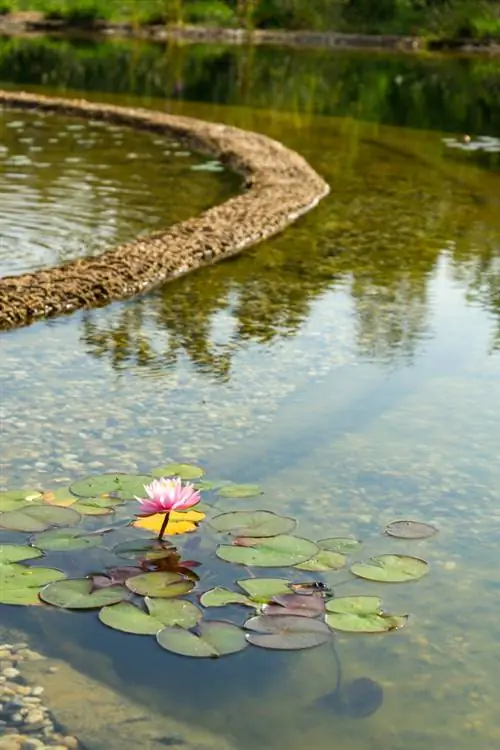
(40, 578, 126, 609)
(157, 622, 247, 658)
(217, 484, 262, 499)
(151, 464, 204, 480)
(295, 550, 345, 572)
(237, 578, 292, 602)
(0, 489, 42, 512)
(326, 610, 408, 633)
(245, 615, 331, 650)
(0, 504, 81, 532)
(385, 520, 438, 539)
(32, 529, 103, 552)
(217, 535, 318, 568)
(70, 474, 153, 500)
(200, 587, 255, 609)
(0, 565, 66, 606)
(351, 555, 429, 583)
(99, 598, 202, 635)
(0, 544, 43, 566)
(318, 538, 361, 554)
(125, 571, 194, 598)
(315, 677, 384, 719)
(210, 510, 296, 538)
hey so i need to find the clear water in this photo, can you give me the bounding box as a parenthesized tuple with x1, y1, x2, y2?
(1, 38, 500, 750)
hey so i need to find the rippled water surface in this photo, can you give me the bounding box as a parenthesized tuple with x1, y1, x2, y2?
(1, 37, 500, 750)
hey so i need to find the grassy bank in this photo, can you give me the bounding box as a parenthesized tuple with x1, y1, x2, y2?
(1, 0, 499, 41)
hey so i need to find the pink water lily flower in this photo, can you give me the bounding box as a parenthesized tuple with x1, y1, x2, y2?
(135, 477, 201, 518)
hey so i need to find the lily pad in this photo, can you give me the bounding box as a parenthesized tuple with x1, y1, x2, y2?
(325, 596, 382, 615)
(385, 520, 438, 539)
(295, 550, 346, 572)
(31, 529, 103, 552)
(216, 535, 318, 568)
(245, 615, 331, 650)
(113, 539, 176, 561)
(42, 488, 77, 507)
(0, 504, 81, 532)
(351, 554, 429, 583)
(99, 599, 202, 635)
(146, 597, 203, 628)
(0, 565, 66, 605)
(237, 578, 292, 602)
(318, 538, 361, 554)
(200, 587, 255, 609)
(157, 622, 247, 658)
(132, 509, 205, 536)
(263, 593, 325, 618)
(0, 489, 42, 512)
(125, 571, 194, 598)
(69, 474, 153, 500)
(40, 578, 126, 609)
(210, 510, 296, 538)
(326, 610, 408, 633)
(151, 464, 204, 480)
(0, 544, 43, 566)
(72, 497, 122, 516)
(193, 479, 224, 491)
(217, 484, 262, 499)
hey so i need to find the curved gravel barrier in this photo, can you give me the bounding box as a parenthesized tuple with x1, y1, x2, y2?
(0, 90, 329, 330)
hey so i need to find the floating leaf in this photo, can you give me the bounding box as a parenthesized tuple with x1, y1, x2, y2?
(125, 571, 194, 598)
(200, 587, 255, 609)
(318, 538, 361, 554)
(237, 578, 292, 602)
(146, 597, 203, 628)
(157, 622, 247, 658)
(193, 479, 224, 491)
(0, 489, 42, 512)
(99, 601, 163, 635)
(151, 464, 204, 480)
(0, 544, 43, 566)
(351, 554, 429, 583)
(325, 596, 382, 615)
(113, 539, 176, 561)
(0, 565, 66, 606)
(91, 567, 141, 590)
(72, 497, 122, 516)
(385, 520, 438, 539)
(315, 677, 384, 719)
(326, 611, 408, 633)
(295, 550, 346, 572)
(132, 509, 205, 535)
(0, 504, 81, 532)
(70, 473, 153, 500)
(245, 615, 331, 650)
(263, 593, 325, 618)
(210, 510, 296, 538)
(32, 529, 103, 552)
(217, 535, 318, 568)
(217, 484, 262, 499)
(40, 578, 126, 609)
(41, 488, 76, 507)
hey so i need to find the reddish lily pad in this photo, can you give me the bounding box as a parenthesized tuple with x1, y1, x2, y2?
(385, 520, 438, 539)
(263, 593, 325, 618)
(245, 615, 331, 650)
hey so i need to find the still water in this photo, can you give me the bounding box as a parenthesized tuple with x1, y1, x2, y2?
(1, 37, 500, 750)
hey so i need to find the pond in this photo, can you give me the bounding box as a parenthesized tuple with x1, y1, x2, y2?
(1, 36, 500, 750)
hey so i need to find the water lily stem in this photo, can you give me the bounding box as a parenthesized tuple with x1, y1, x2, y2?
(158, 513, 170, 541)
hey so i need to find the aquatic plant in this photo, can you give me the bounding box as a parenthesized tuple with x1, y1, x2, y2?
(135, 476, 201, 540)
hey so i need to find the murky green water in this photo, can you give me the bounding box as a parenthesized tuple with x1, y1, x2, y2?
(1, 37, 500, 750)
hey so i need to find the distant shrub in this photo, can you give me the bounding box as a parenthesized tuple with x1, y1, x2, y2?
(44, 1, 110, 25)
(185, 1, 235, 26)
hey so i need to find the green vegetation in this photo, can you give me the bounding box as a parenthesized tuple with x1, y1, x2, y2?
(4, 0, 500, 39)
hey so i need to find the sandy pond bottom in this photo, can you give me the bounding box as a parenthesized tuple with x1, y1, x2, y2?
(1, 88, 500, 750)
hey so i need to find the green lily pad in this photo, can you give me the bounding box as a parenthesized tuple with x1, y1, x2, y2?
(31, 529, 103, 552)
(326, 611, 408, 633)
(318, 538, 361, 554)
(200, 587, 255, 609)
(157, 622, 247, 658)
(0, 565, 66, 606)
(210, 510, 296, 538)
(72, 497, 121, 516)
(193, 479, 225, 491)
(217, 484, 262, 499)
(0, 504, 81, 533)
(351, 555, 429, 583)
(217, 535, 318, 568)
(325, 596, 383, 615)
(113, 539, 175, 561)
(40, 578, 126, 609)
(295, 550, 346, 572)
(151, 464, 204, 480)
(385, 520, 438, 539)
(125, 571, 194, 598)
(146, 597, 203, 628)
(69, 474, 153, 500)
(237, 578, 292, 602)
(245, 615, 331, 650)
(0, 544, 43, 566)
(0, 490, 42, 512)
(99, 601, 163, 635)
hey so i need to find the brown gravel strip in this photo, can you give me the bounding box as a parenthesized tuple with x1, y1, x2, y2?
(0, 90, 329, 330)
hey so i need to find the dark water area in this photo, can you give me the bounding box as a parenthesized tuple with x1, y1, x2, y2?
(1, 34, 500, 750)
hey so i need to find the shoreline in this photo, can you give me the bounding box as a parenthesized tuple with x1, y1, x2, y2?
(0, 89, 329, 330)
(0, 12, 499, 57)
